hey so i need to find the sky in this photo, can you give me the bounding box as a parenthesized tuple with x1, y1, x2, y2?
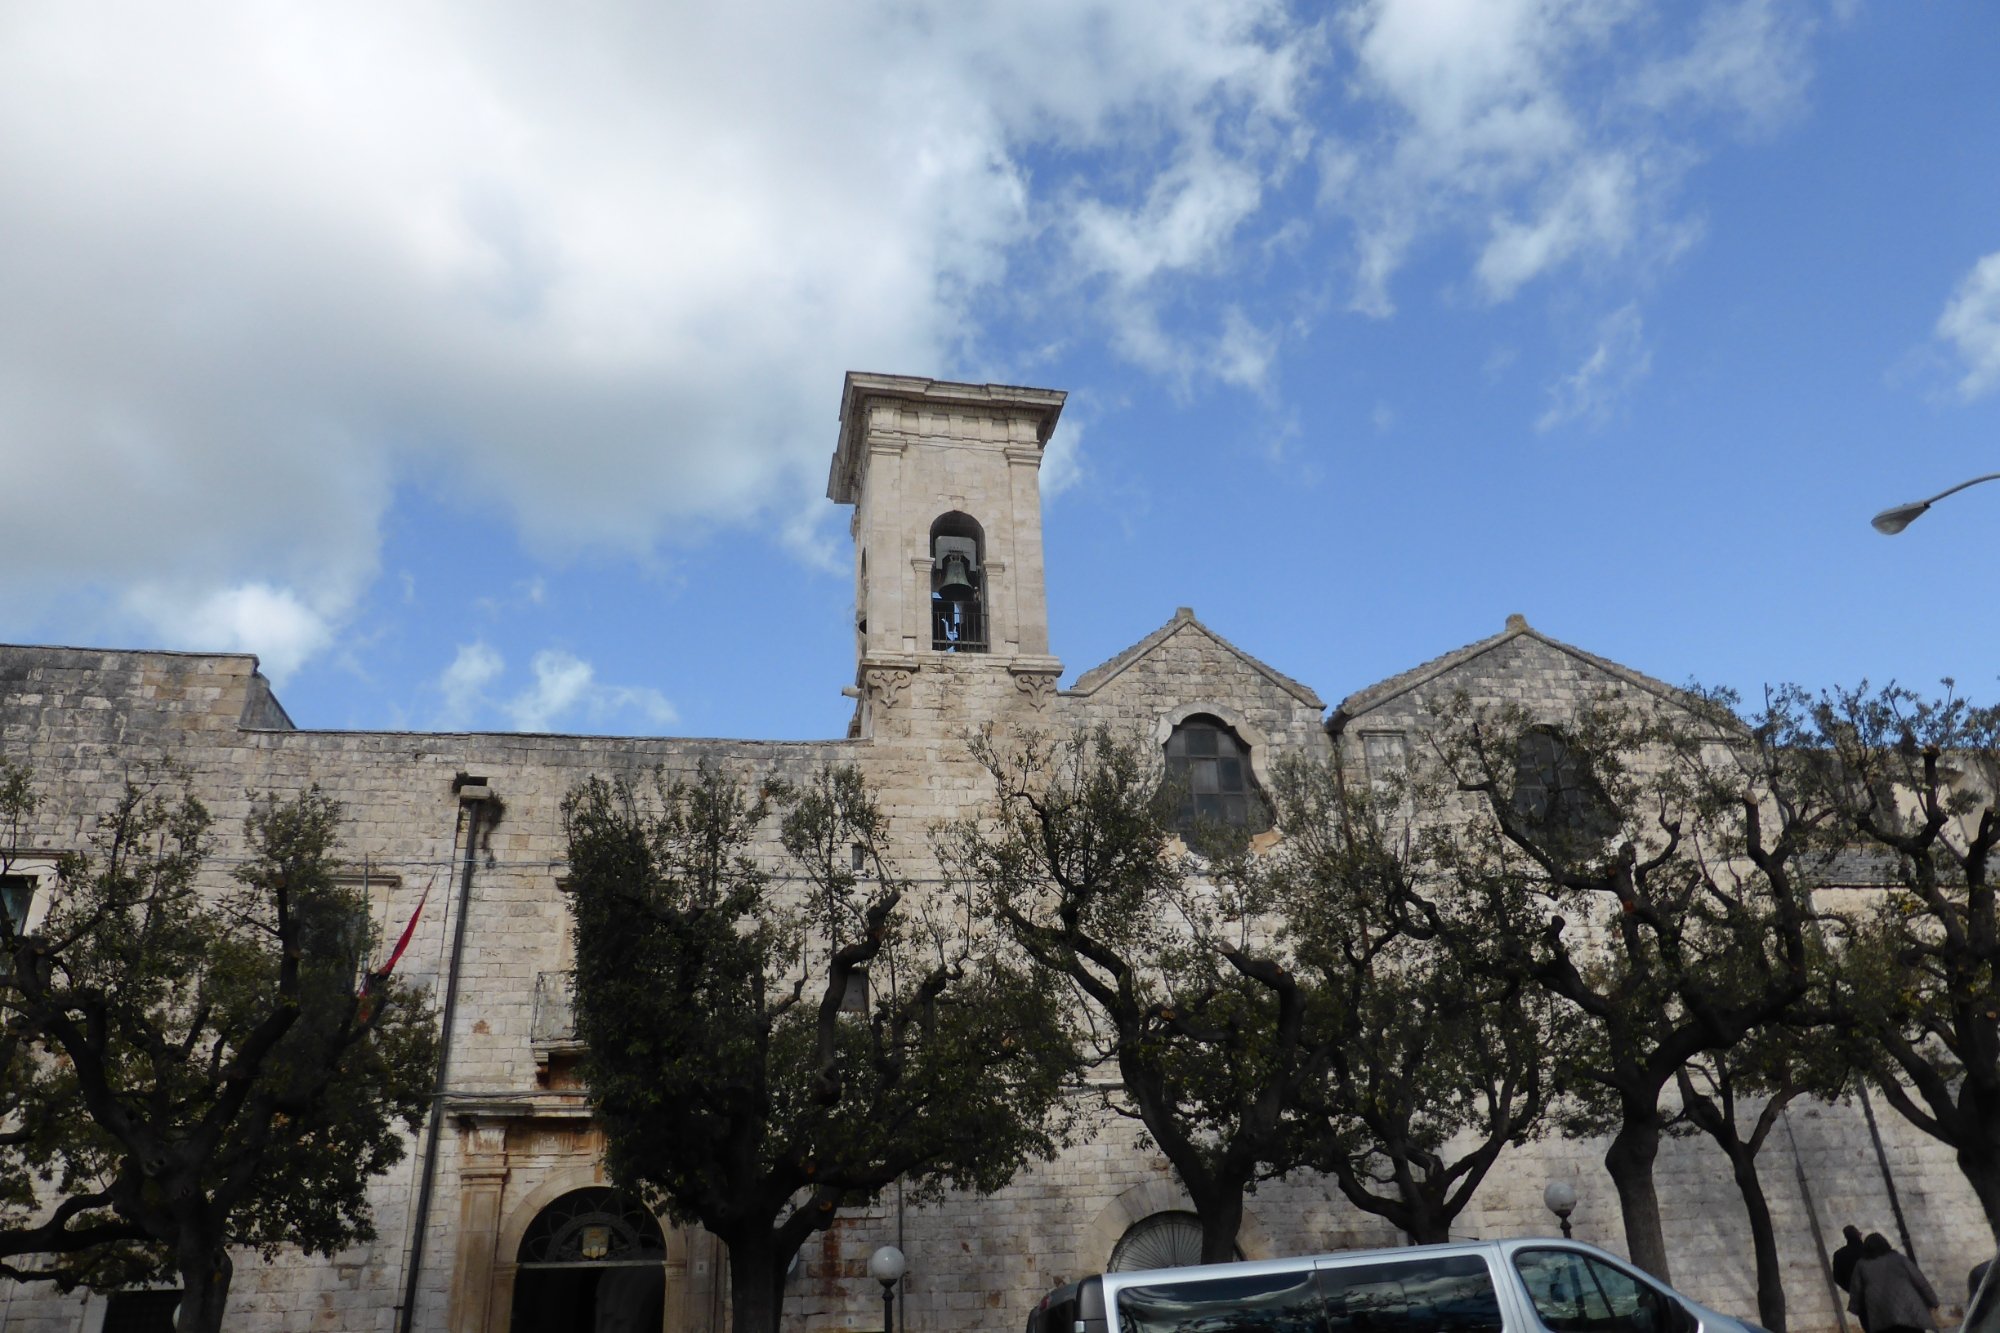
(3, 0, 1999, 740)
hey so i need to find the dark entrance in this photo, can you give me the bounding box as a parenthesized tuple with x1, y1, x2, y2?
(509, 1187, 667, 1333)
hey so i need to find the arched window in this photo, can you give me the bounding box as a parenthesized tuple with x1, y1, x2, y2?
(510, 1188, 667, 1333)
(1511, 727, 1617, 844)
(929, 512, 986, 653)
(1109, 1211, 1238, 1271)
(1164, 715, 1270, 832)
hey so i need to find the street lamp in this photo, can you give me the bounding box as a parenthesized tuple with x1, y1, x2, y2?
(869, 1245, 907, 1333)
(1871, 472, 2000, 534)
(1543, 1181, 1577, 1239)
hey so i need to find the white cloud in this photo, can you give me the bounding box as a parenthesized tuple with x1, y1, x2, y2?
(121, 582, 338, 684)
(438, 642, 504, 729)
(1630, 0, 1813, 134)
(1327, 0, 1817, 313)
(1041, 421, 1086, 500)
(503, 650, 678, 734)
(1537, 303, 1650, 431)
(1476, 153, 1636, 301)
(1937, 251, 2000, 400)
(0, 0, 1318, 673)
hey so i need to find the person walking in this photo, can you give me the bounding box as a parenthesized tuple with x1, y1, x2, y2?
(1848, 1233, 1940, 1333)
(1834, 1226, 1867, 1296)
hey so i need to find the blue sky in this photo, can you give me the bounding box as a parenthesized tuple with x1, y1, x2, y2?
(3, 1, 1999, 739)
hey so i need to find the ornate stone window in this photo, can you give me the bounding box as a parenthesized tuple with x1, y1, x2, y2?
(1, 874, 34, 935)
(1, 861, 56, 976)
(1511, 727, 1617, 843)
(1164, 715, 1270, 832)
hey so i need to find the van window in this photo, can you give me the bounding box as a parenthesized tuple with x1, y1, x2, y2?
(1512, 1249, 1674, 1333)
(1119, 1267, 1327, 1333)
(1317, 1255, 1504, 1333)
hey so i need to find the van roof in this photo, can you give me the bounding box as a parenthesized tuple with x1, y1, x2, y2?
(1094, 1236, 1618, 1299)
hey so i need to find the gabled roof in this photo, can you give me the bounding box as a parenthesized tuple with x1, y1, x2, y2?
(1329, 614, 1689, 731)
(1068, 607, 1323, 708)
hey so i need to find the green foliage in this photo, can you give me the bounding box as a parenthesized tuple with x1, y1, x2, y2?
(1789, 682, 2000, 1237)
(0, 765, 436, 1327)
(1404, 687, 1833, 1278)
(941, 727, 1323, 1264)
(1257, 753, 1555, 1244)
(562, 760, 1079, 1333)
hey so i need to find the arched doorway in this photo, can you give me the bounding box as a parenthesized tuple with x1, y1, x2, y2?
(509, 1187, 667, 1333)
(1108, 1211, 1243, 1272)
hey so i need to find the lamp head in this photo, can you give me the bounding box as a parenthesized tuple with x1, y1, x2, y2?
(1871, 501, 1930, 535)
(1543, 1181, 1577, 1218)
(868, 1245, 907, 1285)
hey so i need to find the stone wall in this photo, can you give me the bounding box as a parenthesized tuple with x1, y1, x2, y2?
(3, 621, 1994, 1333)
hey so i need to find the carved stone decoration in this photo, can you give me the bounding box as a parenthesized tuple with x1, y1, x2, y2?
(863, 666, 914, 712)
(1012, 670, 1058, 710)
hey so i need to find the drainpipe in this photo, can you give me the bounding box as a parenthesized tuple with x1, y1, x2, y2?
(397, 774, 491, 1333)
(1857, 1081, 1919, 1265)
(1781, 1104, 1850, 1333)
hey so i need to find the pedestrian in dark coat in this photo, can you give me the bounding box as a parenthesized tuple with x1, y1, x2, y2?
(1835, 1226, 1866, 1295)
(1849, 1233, 1939, 1333)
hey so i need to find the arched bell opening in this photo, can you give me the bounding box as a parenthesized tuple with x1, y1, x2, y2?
(929, 512, 987, 653)
(508, 1187, 667, 1333)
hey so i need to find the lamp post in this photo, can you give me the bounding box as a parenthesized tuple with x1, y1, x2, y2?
(1543, 1181, 1577, 1239)
(869, 1245, 907, 1333)
(1871, 472, 2000, 534)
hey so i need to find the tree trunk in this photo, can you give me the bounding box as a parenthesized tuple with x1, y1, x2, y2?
(1605, 1116, 1671, 1282)
(172, 1238, 233, 1333)
(1726, 1145, 1787, 1333)
(726, 1233, 786, 1333)
(1399, 1179, 1451, 1245)
(1191, 1183, 1245, 1265)
(1404, 1207, 1451, 1246)
(1957, 1141, 2000, 1247)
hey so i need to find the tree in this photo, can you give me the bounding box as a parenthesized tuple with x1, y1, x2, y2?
(1801, 683, 2000, 1243)
(1417, 690, 1829, 1281)
(562, 761, 1079, 1333)
(939, 727, 1330, 1265)
(0, 763, 437, 1333)
(1673, 1021, 1850, 1333)
(1258, 754, 1555, 1245)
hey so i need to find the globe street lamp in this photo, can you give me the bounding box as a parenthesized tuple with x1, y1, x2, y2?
(1543, 1181, 1577, 1239)
(1871, 472, 2000, 534)
(869, 1245, 907, 1333)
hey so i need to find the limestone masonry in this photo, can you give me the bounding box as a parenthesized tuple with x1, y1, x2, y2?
(0, 373, 1988, 1332)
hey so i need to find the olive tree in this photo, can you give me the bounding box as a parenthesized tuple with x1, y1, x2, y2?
(0, 764, 436, 1333)
(563, 761, 1079, 1333)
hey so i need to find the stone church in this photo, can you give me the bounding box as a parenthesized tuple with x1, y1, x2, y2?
(0, 373, 1989, 1332)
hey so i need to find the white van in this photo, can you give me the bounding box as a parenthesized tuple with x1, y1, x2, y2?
(1025, 1239, 1766, 1333)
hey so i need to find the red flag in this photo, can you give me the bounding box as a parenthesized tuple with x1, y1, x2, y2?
(359, 875, 433, 1000)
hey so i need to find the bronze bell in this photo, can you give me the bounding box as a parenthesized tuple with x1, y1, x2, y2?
(936, 551, 976, 602)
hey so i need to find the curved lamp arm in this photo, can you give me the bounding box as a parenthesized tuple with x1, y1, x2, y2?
(1872, 472, 2000, 535)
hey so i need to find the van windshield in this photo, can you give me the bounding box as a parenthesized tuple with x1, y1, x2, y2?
(1513, 1248, 1675, 1333)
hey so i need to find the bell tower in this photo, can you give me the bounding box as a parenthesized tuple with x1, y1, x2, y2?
(828, 373, 1065, 730)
